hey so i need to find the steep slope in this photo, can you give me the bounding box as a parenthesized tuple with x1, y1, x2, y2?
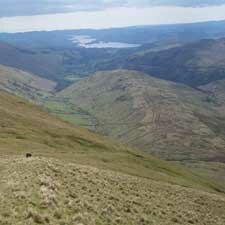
(0, 64, 56, 100)
(98, 38, 225, 87)
(0, 156, 224, 225)
(1, 89, 221, 192)
(59, 70, 225, 164)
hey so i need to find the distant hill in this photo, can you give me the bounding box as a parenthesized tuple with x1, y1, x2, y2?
(97, 38, 225, 87)
(0, 41, 118, 88)
(0, 64, 56, 100)
(0, 42, 66, 84)
(2, 35, 225, 89)
(59, 70, 225, 164)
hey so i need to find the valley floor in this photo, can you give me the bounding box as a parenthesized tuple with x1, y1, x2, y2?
(0, 155, 225, 225)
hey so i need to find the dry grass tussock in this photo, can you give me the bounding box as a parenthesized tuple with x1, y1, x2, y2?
(0, 156, 224, 225)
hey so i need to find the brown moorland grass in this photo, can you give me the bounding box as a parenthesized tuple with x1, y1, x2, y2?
(0, 156, 224, 225)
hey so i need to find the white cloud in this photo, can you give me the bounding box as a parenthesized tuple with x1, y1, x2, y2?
(1, 5, 225, 33)
(1, 1, 225, 18)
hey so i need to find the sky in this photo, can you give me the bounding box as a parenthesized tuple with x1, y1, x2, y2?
(1, 0, 225, 33)
(1, 0, 225, 17)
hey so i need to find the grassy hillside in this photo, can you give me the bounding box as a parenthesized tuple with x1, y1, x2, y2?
(0, 64, 56, 101)
(0, 90, 225, 224)
(0, 156, 225, 225)
(59, 70, 225, 163)
(1, 89, 222, 191)
(0, 68, 225, 225)
(2, 66, 225, 187)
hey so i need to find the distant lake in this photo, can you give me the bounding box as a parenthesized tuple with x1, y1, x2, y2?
(69, 35, 140, 49)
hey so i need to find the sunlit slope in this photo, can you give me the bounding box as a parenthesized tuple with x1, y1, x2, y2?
(60, 70, 225, 163)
